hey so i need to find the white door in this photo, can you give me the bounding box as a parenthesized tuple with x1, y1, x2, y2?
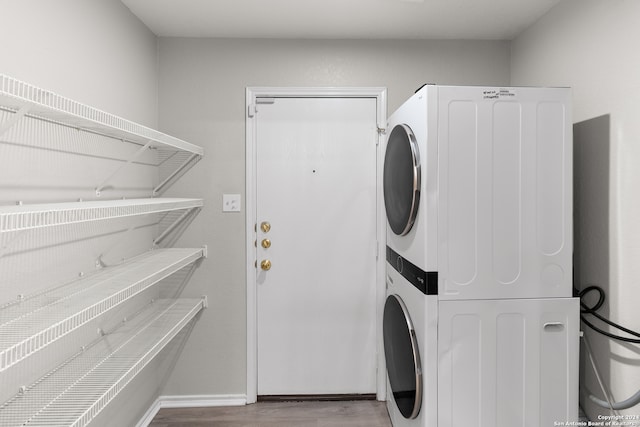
(255, 96, 378, 395)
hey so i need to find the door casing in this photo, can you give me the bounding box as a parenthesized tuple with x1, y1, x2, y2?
(245, 87, 387, 404)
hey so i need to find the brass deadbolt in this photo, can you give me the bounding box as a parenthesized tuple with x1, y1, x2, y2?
(261, 239, 271, 249)
(260, 259, 272, 271)
(260, 221, 271, 233)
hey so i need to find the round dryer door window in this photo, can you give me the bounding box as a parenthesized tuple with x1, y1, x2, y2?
(383, 294, 422, 419)
(383, 124, 421, 236)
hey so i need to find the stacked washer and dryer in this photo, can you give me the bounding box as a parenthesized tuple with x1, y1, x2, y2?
(382, 85, 579, 427)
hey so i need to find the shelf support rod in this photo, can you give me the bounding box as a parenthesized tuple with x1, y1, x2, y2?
(0, 105, 30, 138)
(153, 207, 197, 246)
(95, 140, 152, 196)
(153, 153, 200, 196)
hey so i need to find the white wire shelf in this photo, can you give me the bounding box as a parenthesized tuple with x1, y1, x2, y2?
(0, 248, 205, 373)
(0, 198, 203, 234)
(0, 74, 203, 156)
(0, 298, 205, 427)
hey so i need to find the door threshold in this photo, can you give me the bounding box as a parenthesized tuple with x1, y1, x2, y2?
(258, 394, 377, 402)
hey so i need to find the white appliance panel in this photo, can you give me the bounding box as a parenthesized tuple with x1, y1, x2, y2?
(537, 102, 567, 257)
(444, 99, 478, 287)
(492, 102, 523, 285)
(436, 86, 572, 300)
(437, 298, 580, 427)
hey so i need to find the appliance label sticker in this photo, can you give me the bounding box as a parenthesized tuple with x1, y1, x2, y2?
(483, 89, 516, 100)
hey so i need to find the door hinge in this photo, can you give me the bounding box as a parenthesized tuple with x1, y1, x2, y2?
(376, 127, 386, 146)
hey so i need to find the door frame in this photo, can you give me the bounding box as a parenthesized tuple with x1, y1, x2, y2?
(245, 87, 387, 404)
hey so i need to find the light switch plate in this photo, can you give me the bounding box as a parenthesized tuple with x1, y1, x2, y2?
(223, 194, 241, 212)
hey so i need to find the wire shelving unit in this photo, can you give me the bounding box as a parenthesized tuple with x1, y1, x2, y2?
(0, 198, 203, 234)
(0, 73, 207, 426)
(0, 298, 206, 427)
(0, 74, 203, 156)
(0, 248, 205, 373)
(0, 74, 203, 196)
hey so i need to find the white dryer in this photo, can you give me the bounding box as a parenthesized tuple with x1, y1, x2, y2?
(383, 85, 580, 427)
(384, 85, 574, 300)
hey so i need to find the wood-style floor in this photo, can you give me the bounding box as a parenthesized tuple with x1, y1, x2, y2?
(149, 400, 392, 427)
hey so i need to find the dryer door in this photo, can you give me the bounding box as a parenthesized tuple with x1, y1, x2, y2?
(383, 124, 421, 236)
(383, 294, 422, 419)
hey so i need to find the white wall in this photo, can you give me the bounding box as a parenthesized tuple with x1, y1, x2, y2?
(0, 1, 162, 426)
(511, 0, 640, 419)
(0, 0, 158, 127)
(156, 37, 511, 397)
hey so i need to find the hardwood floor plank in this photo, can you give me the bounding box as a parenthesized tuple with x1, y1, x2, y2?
(149, 400, 391, 427)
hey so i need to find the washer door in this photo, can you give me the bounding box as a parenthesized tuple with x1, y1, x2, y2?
(383, 294, 422, 419)
(383, 124, 421, 236)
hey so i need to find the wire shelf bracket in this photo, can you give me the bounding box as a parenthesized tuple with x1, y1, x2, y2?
(153, 152, 201, 196)
(95, 141, 153, 196)
(153, 206, 201, 247)
(0, 104, 30, 138)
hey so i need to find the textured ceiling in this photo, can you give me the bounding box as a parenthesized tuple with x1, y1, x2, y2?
(121, 0, 563, 39)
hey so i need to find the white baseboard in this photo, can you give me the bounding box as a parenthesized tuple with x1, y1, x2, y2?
(136, 394, 247, 427)
(136, 398, 162, 427)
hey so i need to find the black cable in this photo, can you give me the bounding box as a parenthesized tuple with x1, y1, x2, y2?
(579, 286, 606, 313)
(579, 285, 640, 344)
(580, 286, 640, 337)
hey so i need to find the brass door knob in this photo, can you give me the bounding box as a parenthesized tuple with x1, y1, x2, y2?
(260, 221, 271, 233)
(260, 259, 272, 271)
(261, 239, 271, 249)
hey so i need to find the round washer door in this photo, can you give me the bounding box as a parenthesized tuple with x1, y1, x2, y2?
(383, 124, 421, 236)
(383, 294, 422, 419)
